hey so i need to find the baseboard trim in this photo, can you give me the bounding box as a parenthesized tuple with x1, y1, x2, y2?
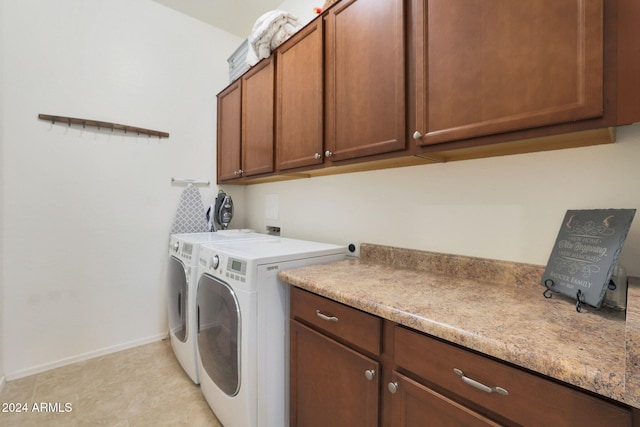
(5, 332, 169, 381)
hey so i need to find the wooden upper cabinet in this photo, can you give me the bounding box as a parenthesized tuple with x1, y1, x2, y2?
(242, 57, 275, 177)
(325, 0, 406, 162)
(217, 81, 242, 182)
(277, 19, 324, 171)
(413, 0, 605, 146)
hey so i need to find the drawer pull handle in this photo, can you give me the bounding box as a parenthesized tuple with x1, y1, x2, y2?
(388, 382, 399, 394)
(316, 310, 338, 322)
(364, 369, 376, 381)
(453, 368, 509, 396)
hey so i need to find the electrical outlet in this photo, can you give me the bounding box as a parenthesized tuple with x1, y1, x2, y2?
(346, 241, 360, 257)
(266, 225, 281, 236)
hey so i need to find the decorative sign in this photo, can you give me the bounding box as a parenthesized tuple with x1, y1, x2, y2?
(541, 209, 636, 308)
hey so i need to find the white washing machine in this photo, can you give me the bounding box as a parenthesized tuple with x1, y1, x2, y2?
(167, 230, 275, 383)
(195, 238, 346, 427)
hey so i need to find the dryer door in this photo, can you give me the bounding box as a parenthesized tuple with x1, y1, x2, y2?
(168, 256, 188, 342)
(197, 274, 241, 397)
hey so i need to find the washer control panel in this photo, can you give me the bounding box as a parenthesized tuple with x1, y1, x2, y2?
(225, 257, 247, 283)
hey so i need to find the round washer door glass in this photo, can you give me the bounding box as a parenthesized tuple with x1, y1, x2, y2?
(197, 274, 240, 396)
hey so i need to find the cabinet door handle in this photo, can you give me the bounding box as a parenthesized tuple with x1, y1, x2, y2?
(314, 152, 321, 160)
(453, 368, 509, 395)
(364, 369, 375, 381)
(325, 150, 333, 157)
(315, 310, 338, 322)
(387, 382, 399, 394)
(412, 130, 423, 140)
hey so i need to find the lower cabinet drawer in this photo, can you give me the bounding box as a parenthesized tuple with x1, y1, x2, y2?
(290, 286, 382, 355)
(394, 326, 631, 426)
(390, 370, 502, 427)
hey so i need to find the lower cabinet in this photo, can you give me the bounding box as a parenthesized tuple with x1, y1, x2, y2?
(289, 287, 633, 427)
(290, 321, 380, 427)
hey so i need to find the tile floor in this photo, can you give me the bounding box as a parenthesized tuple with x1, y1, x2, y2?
(0, 339, 222, 426)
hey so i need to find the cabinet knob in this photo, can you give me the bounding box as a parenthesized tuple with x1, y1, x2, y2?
(387, 382, 399, 394)
(412, 131, 423, 140)
(314, 152, 322, 160)
(364, 369, 375, 381)
(325, 150, 333, 158)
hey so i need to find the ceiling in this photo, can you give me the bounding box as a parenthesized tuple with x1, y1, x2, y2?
(153, 0, 284, 37)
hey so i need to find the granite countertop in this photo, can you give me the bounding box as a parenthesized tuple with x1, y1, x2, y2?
(279, 243, 639, 408)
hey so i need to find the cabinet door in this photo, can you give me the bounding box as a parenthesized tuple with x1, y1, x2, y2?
(325, 0, 406, 162)
(290, 320, 379, 427)
(216, 81, 242, 182)
(242, 57, 275, 177)
(389, 371, 502, 427)
(413, 0, 604, 146)
(277, 19, 324, 171)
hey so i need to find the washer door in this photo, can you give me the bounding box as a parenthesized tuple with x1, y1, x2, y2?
(168, 256, 188, 342)
(197, 274, 241, 397)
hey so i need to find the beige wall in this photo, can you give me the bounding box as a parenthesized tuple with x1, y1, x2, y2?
(243, 124, 640, 276)
(0, 0, 5, 386)
(2, 0, 242, 379)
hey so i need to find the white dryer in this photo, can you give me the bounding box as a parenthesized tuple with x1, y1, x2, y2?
(196, 238, 347, 427)
(167, 230, 275, 383)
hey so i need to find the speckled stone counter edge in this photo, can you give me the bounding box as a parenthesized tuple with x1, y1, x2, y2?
(625, 277, 640, 406)
(360, 243, 546, 287)
(280, 243, 640, 409)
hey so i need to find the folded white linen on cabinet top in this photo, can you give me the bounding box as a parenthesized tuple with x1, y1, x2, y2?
(246, 10, 302, 66)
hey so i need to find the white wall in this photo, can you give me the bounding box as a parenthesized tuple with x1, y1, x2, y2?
(0, 0, 6, 388)
(2, 0, 242, 378)
(245, 124, 640, 276)
(277, 0, 320, 25)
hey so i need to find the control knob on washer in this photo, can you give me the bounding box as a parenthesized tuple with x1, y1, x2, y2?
(172, 241, 180, 252)
(211, 254, 220, 270)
